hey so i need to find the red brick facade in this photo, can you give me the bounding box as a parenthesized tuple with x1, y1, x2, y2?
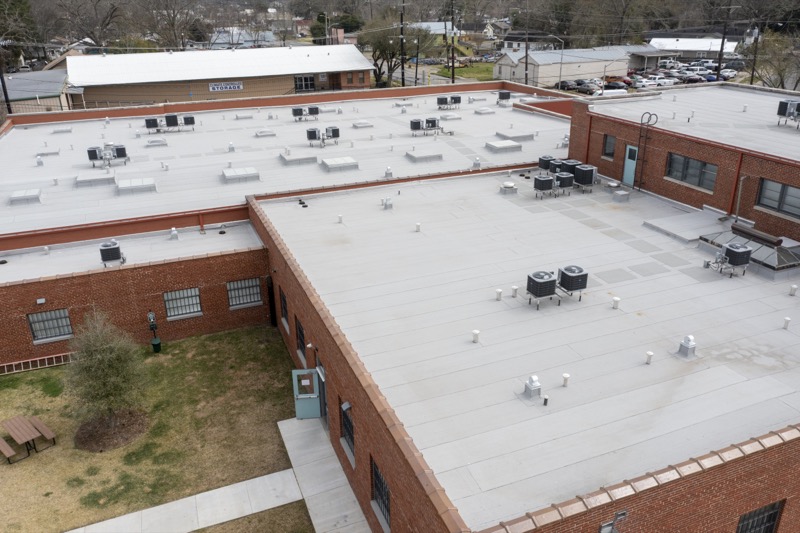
(1, 249, 268, 365)
(570, 100, 800, 241)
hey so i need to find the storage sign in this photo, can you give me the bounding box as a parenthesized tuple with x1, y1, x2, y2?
(209, 81, 244, 92)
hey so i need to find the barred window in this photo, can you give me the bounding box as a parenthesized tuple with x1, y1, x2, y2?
(164, 287, 202, 318)
(758, 179, 800, 219)
(602, 135, 616, 158)
(226, 278, 262, 308)
(666, 153, 717, 191)
(28, 309, 73, 341)
(371, 458, 390, 530)
(295, 317, 306, 366)
(737, 501, 784, 533)
(280, 288, 288, 329)
(294, 75, 315, 92)
(341, 402, 354, 455)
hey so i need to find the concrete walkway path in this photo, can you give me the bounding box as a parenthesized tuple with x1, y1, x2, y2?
(65, 417, 368, 533)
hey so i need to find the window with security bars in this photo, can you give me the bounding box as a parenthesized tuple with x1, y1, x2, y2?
(371, 458, 390, 529)
(737, 501, 784, 533)
(226, 278, 262, 308)
(758, 179, 800, 219)
(295, 317, 306, 366)
(28, 309, 73, 341)
(164, 287, 202, 318)
(341, 402, 354, 455)
(666, 153, 717, 191)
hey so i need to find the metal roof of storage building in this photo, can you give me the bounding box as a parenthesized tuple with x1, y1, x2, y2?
(66, 45, 375, 87)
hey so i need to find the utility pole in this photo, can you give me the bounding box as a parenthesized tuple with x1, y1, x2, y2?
(716, 2, 739, 80)
(450, 0, 455, 84)
(749, 25, 760, 85)
(0, 53, 12, 116)
(400, 1, 406, 87)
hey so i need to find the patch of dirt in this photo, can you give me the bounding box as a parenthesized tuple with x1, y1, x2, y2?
(74, 410, 148, 452)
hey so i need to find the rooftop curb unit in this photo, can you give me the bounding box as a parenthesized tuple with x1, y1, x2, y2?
(307, 126, 341, 147)
(99, 240, 126, 267)
(437, 95, 461, 109)
(87, 142, 129, 168)
(293, 106, 320, 121)
(410, 118, 444, 137)
(497, 90, 511, 106)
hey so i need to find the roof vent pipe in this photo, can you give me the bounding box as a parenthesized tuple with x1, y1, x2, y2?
(496, 289, 502, 301)
(790, 285, 797, 296)
(562, 373, 570, 387)
(678, 335, 696, 357)
(646, 351, 654, 364)
(416, 222, 421, 232)
(784, 317, 792, 330)
(170, 227, 178, 240)
(472, 330, 480, 343)
(338, 215, 343, 224)
(511, 286, 518, 297)
(612, 297, 621, 309)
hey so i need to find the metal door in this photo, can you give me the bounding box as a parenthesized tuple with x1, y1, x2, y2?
(622, 145, 638, 186)
(292, 369, 321, 419)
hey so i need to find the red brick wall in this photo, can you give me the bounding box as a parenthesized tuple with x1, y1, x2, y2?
(2, 249, 269, 364)
(248, 200, 468, 533)
(479, 429, 800, 533)
(571, 101, 800, 241)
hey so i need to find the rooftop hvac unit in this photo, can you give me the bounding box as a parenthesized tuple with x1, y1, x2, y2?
(437, 96, 448, 106)
(165, 114, 179, 127)
(538, 155, 555, 171)
(574, 164, 597, 185)
(182, 115, 195, 126)
(777, 100, 798, 117)
(87, 147, 101, 161)
(410, 119, 423, 131)
(307, 128, 321, 141)
(99, 241, 122, 263)
(561, 159, 581, 175)
(534, 176, 553, 191)
(326, 126, 340, 139)
(308, 106, 320, 116)
(498, 90, 511, 101)
(724, 243, 752, 266)
(558, 265, 588, 291)
(292, 107, 304, 117)
(145, 118, 159, 129)
(425, 117, 439, 129)
(450, 95, 461, 105)
(555, 172, 574, 188)
(549, 159, 563, 174)
(112, 145, 127, 159)
(527, 271, 557, 298)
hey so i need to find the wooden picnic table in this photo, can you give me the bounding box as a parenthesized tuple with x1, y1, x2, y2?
(2, 416, 41, 454)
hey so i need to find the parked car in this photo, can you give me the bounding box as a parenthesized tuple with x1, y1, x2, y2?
(576, 83, 601, 95)
(705, 74, 719, 82)
(683, 74, 706, 84)
(724, 59, 746, 70)
(604, 81, 627, 90)
(554, 80, 577, 90)
(719, 69, 738, 80)
(5, 66, 18, 73)
(632, 78, 657, 89)
(648, 75, 676, 87)
(605, 75, 632, 86)
(683, 66, 710, 76)
(18, 65, 31, 72)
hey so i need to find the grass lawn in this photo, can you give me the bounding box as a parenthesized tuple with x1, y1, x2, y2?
(434, 62, 494, 81)
(0, 326, 313, 533)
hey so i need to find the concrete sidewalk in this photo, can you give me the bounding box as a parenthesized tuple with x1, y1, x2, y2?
(65, 417, 368, 533)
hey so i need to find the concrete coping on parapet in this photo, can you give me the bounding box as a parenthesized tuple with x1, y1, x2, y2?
(475, 424, 800, 533)
(247, 197, 470, 533)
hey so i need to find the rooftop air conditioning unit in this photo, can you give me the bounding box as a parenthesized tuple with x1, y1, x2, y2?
(99, 240, 122, 263)
(558, 265, 588, 291)
(87, 147, 101, 161)
(527, 271, 557, 298)
(534, 176, 553, 191)
(326, 126, 340, 139)
(555, 172, 574, 188)
(112, 145, 127, 159)
(425, 117, 439, 129)
(307, 128, 321, 141)
(561, 159, 582, 175)
(777, 100, 798, 117)
(498, 90, 511, 101)
(410, 119, 423, 131)
(145, 118, 159, 129)
(182, 115, 195, 126)
(165, 114, 179, 127)
(437, 96, 448, 106)
(724, 243, 752, 266)
(548, 159, 563, 174)
(307, 106, 320, 116)
(538, 155, 555, 171)
(574, 164, 597, 185)
(292, 107, 304, 117)
(450, 95, 461, 105)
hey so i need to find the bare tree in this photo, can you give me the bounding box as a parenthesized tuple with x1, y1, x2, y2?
(0, 0, 35, 42)
(133, 0, 199, 49)
(56, 0, 127, 46)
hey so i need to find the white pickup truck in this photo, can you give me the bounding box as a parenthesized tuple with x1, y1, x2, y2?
(648, 75, 677, 87)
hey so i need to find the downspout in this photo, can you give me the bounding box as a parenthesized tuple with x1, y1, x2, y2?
(583, 110, 593, 163)
(728, 151, 744, 216)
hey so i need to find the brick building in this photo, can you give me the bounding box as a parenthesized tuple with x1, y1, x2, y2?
(2, 83, 800, 533)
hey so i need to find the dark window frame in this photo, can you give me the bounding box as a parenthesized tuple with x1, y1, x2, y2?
(163, 287, 202, 319)
(737, 500, 784, 533)
(226, 278, 262, 308)
(341, 401, 355, 455)
(371, 457, 391, 530)
(666, 152, 717, 191)
(602, 135, 616, 158)
(758, 178, 800, 219)
(28, 308, 73, 342)
(295, 316, 307, 366)
(279, 288, 288, 329)
(294, 75, 315, 92)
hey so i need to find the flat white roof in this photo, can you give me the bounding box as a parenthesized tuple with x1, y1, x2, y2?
(0, 90, 571, 236)
(260, 176, 800, 530)
(649, 37, 737, 53)
(66, 45, 374, 87)
(0, 222, 261, 284)
(587, 85, 800, 163)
